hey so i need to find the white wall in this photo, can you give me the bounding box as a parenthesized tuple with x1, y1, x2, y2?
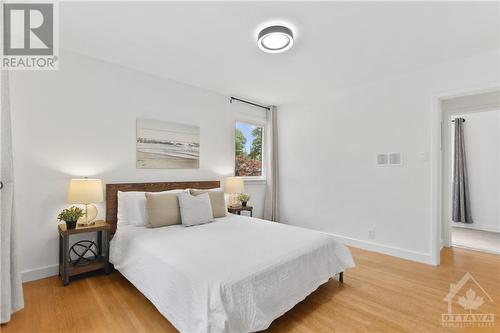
(278, 50, 500, 264)
(10, 47, 499, 281)
(452, 111, 500, 232)
(10, 50, 265, 281)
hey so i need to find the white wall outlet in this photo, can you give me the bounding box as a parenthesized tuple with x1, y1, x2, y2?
(368, 229, 376, 239)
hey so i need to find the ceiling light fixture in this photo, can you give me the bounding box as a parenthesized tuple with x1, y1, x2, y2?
(257, 25, 294, 53)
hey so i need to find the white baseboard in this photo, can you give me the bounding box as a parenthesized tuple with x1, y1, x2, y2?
(451, 243, 500, 255)
(22, 264, 59, 283)
(451, 223, 500, 233)
(324, 232, 436, 265)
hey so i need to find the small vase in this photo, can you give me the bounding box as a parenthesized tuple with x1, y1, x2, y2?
(242, 201, 247, 207)
(65, 220, 77, 229)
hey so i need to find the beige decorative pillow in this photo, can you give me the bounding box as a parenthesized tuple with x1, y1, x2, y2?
(145, 192, 182, 228)
(190, 189, 227, 218)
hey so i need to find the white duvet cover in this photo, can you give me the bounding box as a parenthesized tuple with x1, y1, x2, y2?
(110, 214, 355, 333)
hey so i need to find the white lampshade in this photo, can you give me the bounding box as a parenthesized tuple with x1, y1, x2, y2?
(224, 177, 245, 194)
(67, 178, 103, 204)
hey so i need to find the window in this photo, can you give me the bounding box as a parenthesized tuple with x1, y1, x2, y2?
(235, 121, 263, 177)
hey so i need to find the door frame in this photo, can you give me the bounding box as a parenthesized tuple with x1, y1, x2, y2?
(430, 82, 500, 265)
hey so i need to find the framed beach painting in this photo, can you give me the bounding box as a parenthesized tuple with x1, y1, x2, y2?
(136, 118, 200, 169)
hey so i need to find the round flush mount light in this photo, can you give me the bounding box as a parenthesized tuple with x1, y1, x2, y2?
(257, 25, 294, 53)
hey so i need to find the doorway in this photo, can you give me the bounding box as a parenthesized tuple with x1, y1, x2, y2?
(441, 91, 500, 255)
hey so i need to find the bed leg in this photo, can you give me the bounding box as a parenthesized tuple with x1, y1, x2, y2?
(339, 272, 344, 284)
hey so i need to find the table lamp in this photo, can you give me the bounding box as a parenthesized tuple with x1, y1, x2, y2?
(67, 178, 103, 226)
(224, 177, 244, 208)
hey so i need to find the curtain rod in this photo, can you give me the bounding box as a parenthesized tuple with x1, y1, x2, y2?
(451, 119, 466, 122)
(230, 97, 270, 111)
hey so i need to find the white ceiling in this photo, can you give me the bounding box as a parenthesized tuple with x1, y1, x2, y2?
(60, 1, 500, 105)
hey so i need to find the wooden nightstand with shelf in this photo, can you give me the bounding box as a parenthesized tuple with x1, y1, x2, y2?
(58, 220, 110, 286)
(228, 205, 253, 217)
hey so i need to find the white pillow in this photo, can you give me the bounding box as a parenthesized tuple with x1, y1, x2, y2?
(117, 189, 188, 227)
(179, 193, 214, 226)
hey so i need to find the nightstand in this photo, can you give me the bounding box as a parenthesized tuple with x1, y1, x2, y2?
(58, 220, 110, 286)
(228, 205, 253, 217)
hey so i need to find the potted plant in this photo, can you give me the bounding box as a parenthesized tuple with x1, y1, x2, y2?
(238, 193, 251, 207)
(58, 206, 84, 230)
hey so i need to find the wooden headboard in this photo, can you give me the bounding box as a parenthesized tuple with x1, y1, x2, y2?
(106, 180, 220, 234)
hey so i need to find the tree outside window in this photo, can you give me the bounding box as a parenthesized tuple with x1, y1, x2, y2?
(235, 122, 263, 177)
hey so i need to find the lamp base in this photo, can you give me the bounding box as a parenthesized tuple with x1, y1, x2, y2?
(77, 204, 98, 227)
(229, 193, 240, 208)
(77, 220, 96, 227)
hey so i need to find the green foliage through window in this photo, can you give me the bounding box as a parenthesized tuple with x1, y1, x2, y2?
(235, 128, 247, 156)
(235, 122, 263, 176)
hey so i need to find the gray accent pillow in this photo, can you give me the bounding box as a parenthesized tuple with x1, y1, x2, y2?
(190, 189, 227, 218)
(179, 193, 214, 226)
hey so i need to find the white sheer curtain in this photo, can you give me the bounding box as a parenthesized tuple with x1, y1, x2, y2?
(1, 71, 24, 323)
(264, 106, 279, 222)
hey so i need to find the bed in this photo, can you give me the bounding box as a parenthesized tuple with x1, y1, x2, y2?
(106, 181, 355, 333)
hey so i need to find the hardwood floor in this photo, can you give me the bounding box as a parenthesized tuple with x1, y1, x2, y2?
(2, 247, 499, 333)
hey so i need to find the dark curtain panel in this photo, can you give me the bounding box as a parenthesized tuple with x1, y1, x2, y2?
(452, 118, 473, 223)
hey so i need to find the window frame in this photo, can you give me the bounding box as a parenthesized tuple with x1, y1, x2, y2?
(234, 119, 266, 182)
